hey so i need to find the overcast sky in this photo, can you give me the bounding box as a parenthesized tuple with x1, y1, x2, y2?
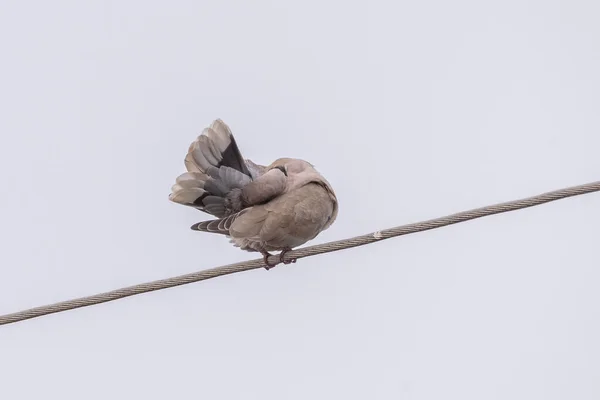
(1, 0, 599, 399)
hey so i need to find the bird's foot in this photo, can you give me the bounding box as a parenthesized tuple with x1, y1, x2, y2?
(279, 248, 297, 265)
(262, 251, 278, 270)
(261, 248, 297, 270)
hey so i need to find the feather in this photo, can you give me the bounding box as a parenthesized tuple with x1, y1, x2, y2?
(169, 187, 207, 205)
(191, 144, 212, 172)
(203, 179, 228, 196)
(197, 136, 220, 166)
(205, 204, 226, 217)
(219, 166, 252, 189)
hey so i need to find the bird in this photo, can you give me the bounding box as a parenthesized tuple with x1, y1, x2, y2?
(169, 119, 338, 269)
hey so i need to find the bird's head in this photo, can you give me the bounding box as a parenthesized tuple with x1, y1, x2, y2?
(268, 158, 315, 176)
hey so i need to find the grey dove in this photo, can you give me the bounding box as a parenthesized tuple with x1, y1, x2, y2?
(169, 119, 338, 269)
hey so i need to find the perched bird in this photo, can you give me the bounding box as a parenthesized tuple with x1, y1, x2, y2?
(169, 119, 338, 269)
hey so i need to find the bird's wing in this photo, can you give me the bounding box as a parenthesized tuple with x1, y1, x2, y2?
(170, 119, 270, 218)
(188, 167, 288, 235)
(184, 118, 251, 177)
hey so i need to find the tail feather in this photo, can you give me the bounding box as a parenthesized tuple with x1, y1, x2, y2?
(191, 219, 226, 234)
(190, 210, 244, 235)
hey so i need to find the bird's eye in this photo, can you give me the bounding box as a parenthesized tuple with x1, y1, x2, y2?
(274, 166, 287, 176)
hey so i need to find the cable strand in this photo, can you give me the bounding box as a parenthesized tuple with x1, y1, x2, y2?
(1, 180, 598, 326)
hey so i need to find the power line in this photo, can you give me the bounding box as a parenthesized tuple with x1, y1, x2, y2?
(1, 180, 599, 326)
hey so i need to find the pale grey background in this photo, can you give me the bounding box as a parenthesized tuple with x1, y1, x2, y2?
(1, 0, 599, 399)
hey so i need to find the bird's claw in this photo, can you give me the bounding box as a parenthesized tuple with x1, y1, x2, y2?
(262, 249, 297, 270)
(262, 252, 278, 270)
(279, 248, 296, 265)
